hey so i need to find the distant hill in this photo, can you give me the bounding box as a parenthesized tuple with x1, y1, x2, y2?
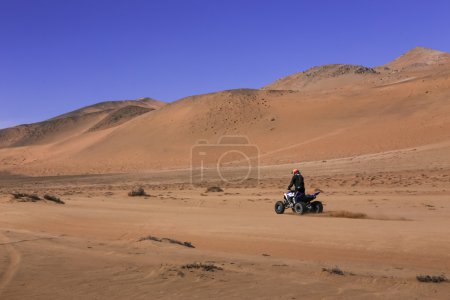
(384, 46, 450, 70)
(0, 98, 165, 148)
(262, 64, 379, 91)
(0, 47, 449, 176)
(263, 47, 450, 91)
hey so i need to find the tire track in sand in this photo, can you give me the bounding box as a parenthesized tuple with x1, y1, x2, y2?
(0, 232, 22, 296)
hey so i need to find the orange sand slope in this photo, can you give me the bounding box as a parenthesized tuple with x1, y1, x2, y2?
(0, 98, 164, 148)
(0, 47, 449, 175)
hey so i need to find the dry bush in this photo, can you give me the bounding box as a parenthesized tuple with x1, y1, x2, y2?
(11, 192, 65, 204)
(416, 274, 448, 283)
(205, 186, 223, 193)
(44, 194, 65, 204)
(11, 192, 41, 202)
(182, 263, 223, 272)
(322, 266, 344, 275)
(128, 186, 148, 197)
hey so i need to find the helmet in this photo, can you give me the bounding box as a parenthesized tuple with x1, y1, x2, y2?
(292, 169, 300, 175)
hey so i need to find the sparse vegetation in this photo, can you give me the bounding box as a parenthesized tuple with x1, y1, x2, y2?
(182, 263, 223, 272)
(44, 194, 65, 204)
(355, 66, 378, 74)
(322, 266, 345, 275)
(11, 192, 65, 204)
(416, 274, 448, 283)
(205, 186, 223, 193)
(11, 192, 41, 202)
(128, 186, 148, 197)
(138, 235, 195, 248)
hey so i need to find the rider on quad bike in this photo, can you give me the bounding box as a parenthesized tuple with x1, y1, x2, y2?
(274, 168, 324, 215)
(287, 169, 305, 202)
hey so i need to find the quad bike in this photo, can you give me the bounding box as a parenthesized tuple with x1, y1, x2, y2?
(274, 191, 323, 215)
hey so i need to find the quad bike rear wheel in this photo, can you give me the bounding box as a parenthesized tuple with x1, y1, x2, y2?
(311, 201, 323, 213)
(275, 201, 285, 214)
(293, 202, 306, 215)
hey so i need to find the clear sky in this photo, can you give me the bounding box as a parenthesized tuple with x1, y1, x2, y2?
(1, 0, 450, 128)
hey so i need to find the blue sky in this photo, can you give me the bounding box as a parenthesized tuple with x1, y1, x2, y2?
(1, 0, 450, 128)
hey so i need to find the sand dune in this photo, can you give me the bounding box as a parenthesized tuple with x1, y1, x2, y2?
(0, 98, 164, 149)
(0, 47, 449, 178)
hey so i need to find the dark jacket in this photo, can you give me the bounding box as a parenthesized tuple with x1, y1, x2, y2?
(288, 174, 305, 193)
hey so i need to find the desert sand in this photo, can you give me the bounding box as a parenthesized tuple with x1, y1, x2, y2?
(0, 47, 449, 299)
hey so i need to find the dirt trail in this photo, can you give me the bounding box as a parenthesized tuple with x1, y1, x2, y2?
(0, 232, 22, 296)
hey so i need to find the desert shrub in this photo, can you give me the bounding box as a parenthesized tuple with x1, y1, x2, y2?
(182, 263, 223, 272)
(11, 192, 41, 201)
(44, 194, 65, 204)
(205, 186, 223, 193)
(322, 266, 345, 275)
(416, 274, 448, 283)
(128, 186, 148, 197)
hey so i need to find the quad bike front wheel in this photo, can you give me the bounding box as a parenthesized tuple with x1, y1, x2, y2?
(293, 202, 306, 215)
(275, 201, 285, 214)
(311, 201, 323, 213)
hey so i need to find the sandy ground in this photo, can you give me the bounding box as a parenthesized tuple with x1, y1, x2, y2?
(0, 47, 449, 299)
(1, 162, 449, 300)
